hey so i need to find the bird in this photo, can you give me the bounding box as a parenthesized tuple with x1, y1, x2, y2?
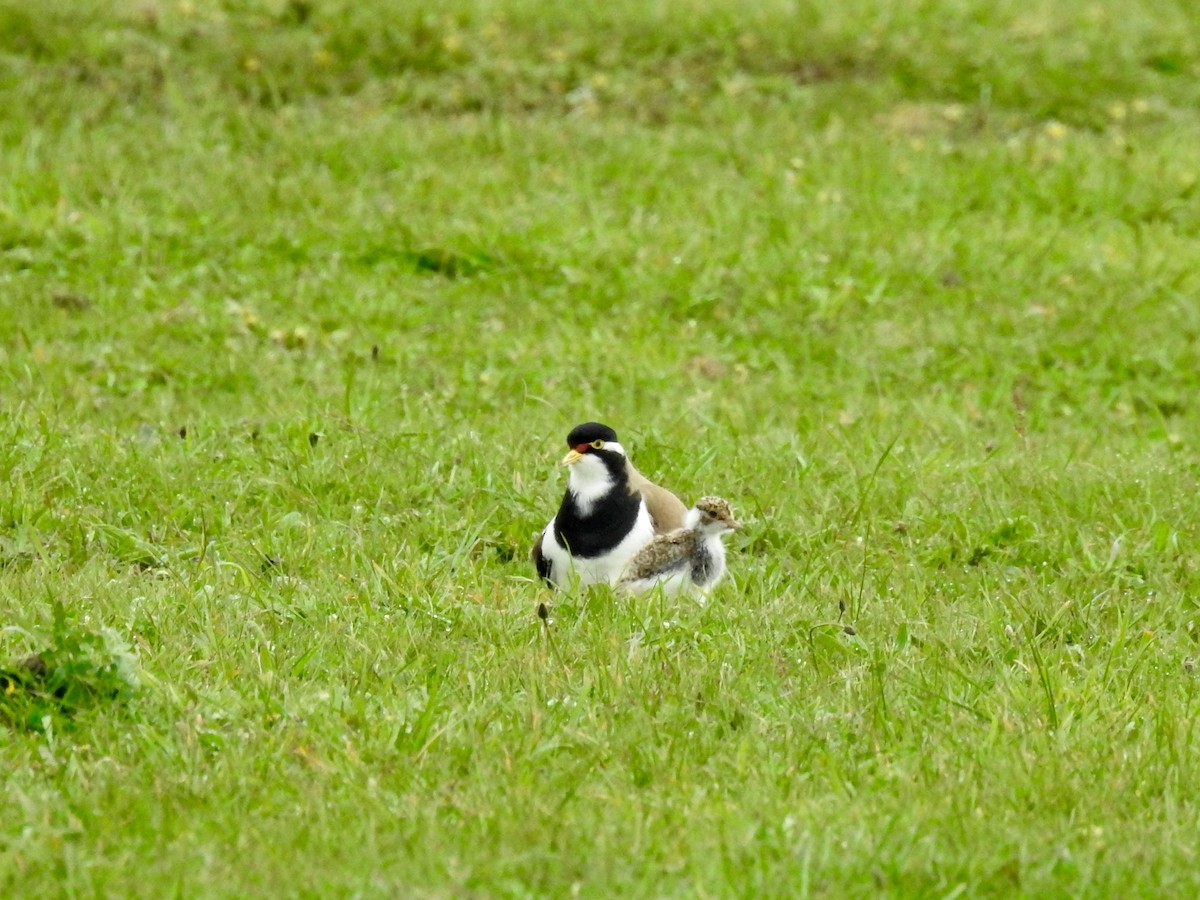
(617, 496, 740, 601)
(532, 422, 689, 589)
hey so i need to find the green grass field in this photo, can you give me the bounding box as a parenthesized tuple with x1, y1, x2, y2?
(3, 0, 1200, 895)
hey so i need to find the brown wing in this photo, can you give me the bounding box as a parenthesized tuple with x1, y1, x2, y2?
(622, 530, 695, 582)
(625, 460, 689, 534)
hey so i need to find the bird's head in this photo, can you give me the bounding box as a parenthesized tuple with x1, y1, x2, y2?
(561, 422, 627, 487)
(562, 422, 624, 465)
(689, 496, 741, 535)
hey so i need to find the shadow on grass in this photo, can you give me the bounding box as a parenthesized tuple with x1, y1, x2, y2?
(0, 601, 139, 732)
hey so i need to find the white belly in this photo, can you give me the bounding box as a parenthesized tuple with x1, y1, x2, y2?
(620, 569, 692, 598)
(541, 505, 655, 589)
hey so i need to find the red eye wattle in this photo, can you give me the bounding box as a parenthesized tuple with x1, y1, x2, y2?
(574, 443, 590, 454)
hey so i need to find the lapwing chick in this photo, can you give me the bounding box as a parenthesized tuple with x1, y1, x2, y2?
(531, 422, 687, 589)
(618, 496, 740, 602)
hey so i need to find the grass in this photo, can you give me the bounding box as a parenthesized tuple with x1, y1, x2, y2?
(2, 0, 1200, 894)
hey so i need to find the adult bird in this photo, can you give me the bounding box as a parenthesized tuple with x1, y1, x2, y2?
(618, 496, 740, 602)
(532, 422, 688, 589)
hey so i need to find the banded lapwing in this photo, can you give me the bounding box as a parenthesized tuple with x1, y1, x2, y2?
(532, 422, 688, 589)
(617, 496, 740, 601)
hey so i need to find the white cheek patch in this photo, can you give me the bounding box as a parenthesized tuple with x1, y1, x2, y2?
(567, 442, 625, 517)
(569, 455, 615, 516)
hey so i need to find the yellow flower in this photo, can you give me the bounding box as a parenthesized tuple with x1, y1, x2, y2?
(1042, 120, 1068, 140)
